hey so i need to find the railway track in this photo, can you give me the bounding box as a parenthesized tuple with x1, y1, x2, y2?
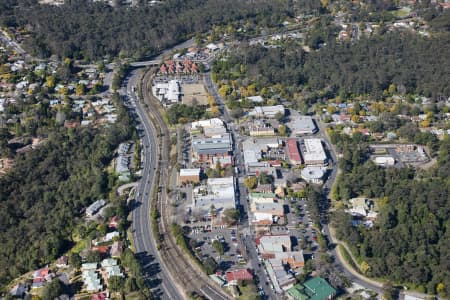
(139, 68, 232, 300)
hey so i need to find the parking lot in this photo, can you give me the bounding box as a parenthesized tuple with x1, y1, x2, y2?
(188, 227, 248, 272)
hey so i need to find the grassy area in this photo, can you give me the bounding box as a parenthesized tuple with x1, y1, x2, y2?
(237, 282, 259, 300)
(127, 228, 136, 252)
(395, 7, 411, 18)
(71, 239, 87, 254)
(338, 244, 360, 272)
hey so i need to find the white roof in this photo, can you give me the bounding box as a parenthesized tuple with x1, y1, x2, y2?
(247, 95, 264, 103)
(302, 138, 327, 163)
(292, 115, 317, 133)
(191, 118, 224, 129)
(180, 168, 200, 176)
(301, 166, 326, 180)
(259, 235, 291, 252)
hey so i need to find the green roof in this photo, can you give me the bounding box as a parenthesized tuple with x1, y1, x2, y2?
(303, 277, 336, 300)
(287, 284, 309, 300)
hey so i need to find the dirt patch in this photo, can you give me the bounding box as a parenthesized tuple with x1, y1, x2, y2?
(182, 84, 208, 106)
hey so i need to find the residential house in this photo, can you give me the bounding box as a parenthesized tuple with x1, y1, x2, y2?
(56, 255, 69, 268)
(110, 241, 123, 258)
(225, 269, 253, 285)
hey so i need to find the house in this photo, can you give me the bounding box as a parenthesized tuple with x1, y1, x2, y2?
(32, 277, 45, 289)
(92, 293, 107, 300)
(101, 258, 123, 279)
(10, 283, 27, 297)
(82, 270, 103, 292)
(225, 269, 253, 284)
(110, 241, 123, 258)
(108, 216, 120, 229)
(104, 231, 119, 242)
(92, 245, 110, 255)
(179, 168, 201, 184)
(56, 255, 69, 268)
(86, 199, 106, 217)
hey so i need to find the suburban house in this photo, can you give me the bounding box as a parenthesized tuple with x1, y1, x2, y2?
(225, 269, 254, 285)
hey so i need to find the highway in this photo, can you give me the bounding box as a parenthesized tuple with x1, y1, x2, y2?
(124, 69, 183, 300)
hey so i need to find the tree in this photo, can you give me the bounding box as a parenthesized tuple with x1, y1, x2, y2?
(68, 252, 81, 269)
(75, 83, 86, 96)
(212, 240, 224, 255)
(86, 250, 102, 263)
(125, 277, 138, 293)
(258, 172, 273, 184)
(278, 124, 287, 136)
(108, 276, 125, 292)
(111, 73, 121, 91)
(243, 176, 258, 189)
(203, 257, 218, 275)
(42, 279, 65, 300)
(223, 208, 240, 225)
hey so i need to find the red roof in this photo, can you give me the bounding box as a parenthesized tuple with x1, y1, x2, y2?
(92, 293, 107, 300)
(286, 138, 302, 164)
(109, 216, 120, 228)
(226, 269, 253, 282)
(34, 268, 50, 279)
(92, 245, 110, 254)
(33, 277, 45, 283)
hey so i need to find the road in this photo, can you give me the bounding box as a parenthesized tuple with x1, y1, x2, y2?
(124, 69, 183, 300)
(0, 30, 26, 55)
(314, 118, 385, 295)
(204, 71, 277, 299)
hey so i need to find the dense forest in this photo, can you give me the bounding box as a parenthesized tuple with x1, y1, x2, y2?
(0, 0, 291, 60)
(330, 131, 450, 296)
(0, 97, 134, 287)
(213, 32, 450, 100)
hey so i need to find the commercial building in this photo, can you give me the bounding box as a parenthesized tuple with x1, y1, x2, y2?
(300, 166, 327, 184)
(301, 139, 327, 166)
(152, 80, 182, 105)
(249, 105, 285, 118)
(287, 277, 336, 300)
(265, 259, 296, 293)
(257, 235, 291, 256)
(242, 137, 282, 167)
(251, 202, 284, 224)
(291, 115, 317, 135)
(179, 168, 201, 184)
(192, 133, 233, 164)
(192, 177, 236, 215)
(372, 156, 395, 166)
(286, 138, 303, 165)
